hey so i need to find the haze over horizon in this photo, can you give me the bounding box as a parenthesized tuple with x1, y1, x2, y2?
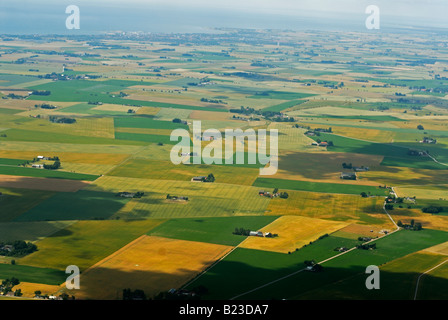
(0, 0, 447, 34)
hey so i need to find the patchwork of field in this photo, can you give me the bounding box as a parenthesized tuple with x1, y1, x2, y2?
(70, 235, 233, 300)
(1, 29, 448, 301)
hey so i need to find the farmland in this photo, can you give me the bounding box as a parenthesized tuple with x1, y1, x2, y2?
(0, 26, 447, 302)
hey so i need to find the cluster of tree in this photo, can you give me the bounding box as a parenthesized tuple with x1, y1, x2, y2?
(6, 93, 25, 99)
(233, 228, 251, 236)
(342, 162, 353, 169)
(422, 206, 445, 214)
(0, 278, 20, 296)
(397, 219, 423, 231)
(315, 139, 334, 146)
(279, 192, 289, 199)
(360, 192, 369, 198)
(123, 288, 147, 300)
(200, 98, 226, 104)
(385, 204, 394, 210)
(31, 90, 51, 96)
(166, 194, 188, 201)
(127, 109, 135, 114)
(34, 103, 56, 109)
(357, 243, 377, 250)
(43, 160, 61, 170)
(202, 173, 215, 183)
(0, 240, 37, 257)
(154, 288, 202, 300)
(49, 116, 76, 124)
(303, 260, 323, 272)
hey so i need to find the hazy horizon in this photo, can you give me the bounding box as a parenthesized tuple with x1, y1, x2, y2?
(1, 0, 447, 35)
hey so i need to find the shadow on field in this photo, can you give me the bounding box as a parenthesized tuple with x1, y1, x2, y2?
(61, 260, 448, 301)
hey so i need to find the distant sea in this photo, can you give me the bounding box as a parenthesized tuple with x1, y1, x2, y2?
(0, 2, 447, 35)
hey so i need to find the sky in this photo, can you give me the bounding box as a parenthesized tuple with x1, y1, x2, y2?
(0, 0, 447, 34)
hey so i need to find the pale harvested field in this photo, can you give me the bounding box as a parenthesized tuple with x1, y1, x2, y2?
(391, 213, 448, 232)
(189, 110, 233, 121)
(0, 175, 90, 192)
(239, 215, 349, 253)
(335, 223, 387, 238)
(91, 103, 140, 113)
(72, 235, 233, 300)
(424, 241, 448, 256)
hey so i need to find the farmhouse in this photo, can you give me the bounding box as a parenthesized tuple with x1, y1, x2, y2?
(420, 137, 437, 144)
(249, 231, 264, 237)
(353, 166, 369, 172)
(31, 164, 44, 169)
(340, 172, 357, 180)
(318, 141, 328, 147)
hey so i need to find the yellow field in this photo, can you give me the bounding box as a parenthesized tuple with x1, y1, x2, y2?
(70, 235, 233, 300)
(0, 174, 90, 192)
(424, 241, 448, 256)
(136, 106, 161, 115)
(330, 126, 396, 143)
(361, 166, 448, 187)
(13, 282, 61, 299)
(391, 213, 448, 232)
(91, 103, 140, 113)
(264, 190, 391, 226)
(239, 215, 349, 253)
(395, 186, 448, 200)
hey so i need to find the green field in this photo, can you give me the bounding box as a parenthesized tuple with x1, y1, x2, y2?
(148, 216, 279, 246)
(253, 177, 387, 196)
(185, 235, 361, 299)
(0, 165, 99, 181)
(14, 190, 131, 222)
(240, 229, 448, 300)
(0, 264, 66, 285)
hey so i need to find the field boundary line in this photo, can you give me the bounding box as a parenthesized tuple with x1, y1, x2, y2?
(80, 234, 148, 277)
(414, 259, 448, 300)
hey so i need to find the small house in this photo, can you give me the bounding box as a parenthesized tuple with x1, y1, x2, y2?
(340, 172, 357, 180)
(191, 176, 206, 182)
(31, 164, 44, 169)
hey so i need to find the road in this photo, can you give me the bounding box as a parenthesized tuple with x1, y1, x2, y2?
(413, 259, 448, 300)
